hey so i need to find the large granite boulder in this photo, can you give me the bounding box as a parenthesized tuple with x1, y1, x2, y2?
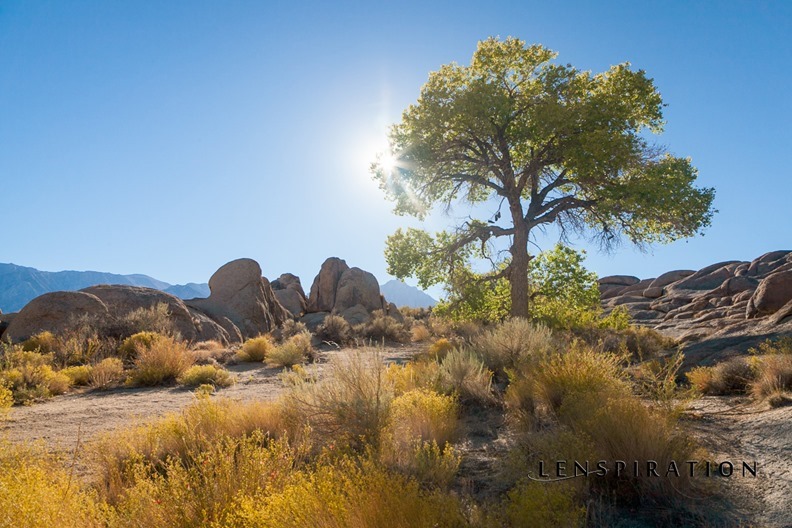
(746, 270, 792, 318)
(4, 291, 109, 342)
(334, 267, 383, 314)
(307, 258, 349, 312)
(80, 285, 230, 343)
(272, 273, 308, 317)
(188, 258, 289, 339)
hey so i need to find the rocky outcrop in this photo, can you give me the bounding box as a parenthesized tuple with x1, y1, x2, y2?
(272, 273, 308, 317)
(187, 258, 289, 340)
(80, 285, 231, 343)
(601, 250, 792, 364)
(4, 291, 110, 342)
(303, 257, 389, 325)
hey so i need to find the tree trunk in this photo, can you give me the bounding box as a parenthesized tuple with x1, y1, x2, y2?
(509, 202, 530, 319)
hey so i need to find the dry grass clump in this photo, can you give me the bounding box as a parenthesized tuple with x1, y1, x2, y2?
(0, 383, 12, 419)
(190, 339, 232, 364)
(178, 365, 235, 388)
(283, 348, 393, 451)
(411, 324, 432, 342)
(358, 311, 410, 343)
(117, 302, 176, 337)
(127, 335, 194, 386)
(386, 360, 444, 396)
(235, 335, 275, 362)
(61, 364, 93, 386)
(474, 318, 555, 374)
(224, 456, 466, 528)
(274, 319, 309, 342)
(0, 441, 104, 527)
(315, 314, 353, 345)
(427, 337, 455, 359)
(388, 389, 458, 447)
(21, 330, 60, 353)
(493, 480, 585, 528)
(90, 357, 124, 389)
(438, 348, 494, 404)
(750, 353, 792, 402)
(0, 347, 70, 403)
(92, 397, 291, 502)
(267, 332, 313, 368)
(685, 357, 754, 395)
(117, 331, 167, 362)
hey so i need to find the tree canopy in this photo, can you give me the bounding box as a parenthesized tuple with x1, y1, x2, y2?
(372, 37, 715, 318)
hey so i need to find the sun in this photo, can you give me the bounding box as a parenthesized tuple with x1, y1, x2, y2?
(380, 152, 397, 173)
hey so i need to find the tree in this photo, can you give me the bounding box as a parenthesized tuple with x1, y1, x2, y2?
(372, 37, 715, 318)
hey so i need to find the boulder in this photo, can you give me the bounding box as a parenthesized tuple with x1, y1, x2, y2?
(188, 258, 289, 339)
(272, 273, 308, 317)
(746, 250, 792, 277)
(0, 313, 17, 341)
(642, 287, 664, 299)
(340, 304, 371, 325)
(617, 278, 655, 297)
(300, 312, 330, 331)
(81, 284, 230, 343)
(385, 302, 405, 324)
(669, 261, 743, 291)
(598, 275, 640, 287)
(648, 270, 695, 289)
(275, 289, 307, 317)
(308, 258, 350, 312)
(746, 270, 792, 318)
(769, 299, 792, 325)
(333, 267, 383, 314)
(4, 291, 109, 342)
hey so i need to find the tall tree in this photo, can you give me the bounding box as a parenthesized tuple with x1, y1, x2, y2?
(372, 37, 715, 318)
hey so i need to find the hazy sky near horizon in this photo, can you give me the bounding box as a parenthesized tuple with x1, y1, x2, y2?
(1, 1, 790, 296)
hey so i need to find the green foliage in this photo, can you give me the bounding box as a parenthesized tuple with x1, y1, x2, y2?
(375, 36, 714, 318)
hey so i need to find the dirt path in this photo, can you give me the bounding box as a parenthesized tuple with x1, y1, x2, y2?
(0, 345, 419, 451)
(685, 396, 792, 528)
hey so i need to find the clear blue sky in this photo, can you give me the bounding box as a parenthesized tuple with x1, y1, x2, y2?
(1, 1, 790, 296)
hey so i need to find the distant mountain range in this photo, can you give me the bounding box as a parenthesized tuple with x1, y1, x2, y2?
(0, 264, 437, 314)
(380, 279, 437, 309)
(0, 263, 210, 313)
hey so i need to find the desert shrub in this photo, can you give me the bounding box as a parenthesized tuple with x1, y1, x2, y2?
(190, 339, 231, 364)
(474, 318, 555, 375)
(750, 353, 792, 401)
(386, 360, 444, 396)
(0, 442, 103, 527)
(494, 480, 585, 528)
(117, 302, 175, 337)
(90, 357, 124, 389)
(388, 389, 458, 447)
(634, 350, 689, 414)
(128, 335, 194, 386)
(267, 332, 312, 368)
(105, 434, 299, 527)
(750, 336, 792, 356)
(688, 357, 754, 395)
(0, 383, 11, 418)
(224, 457, 466, 528)
(359, 311, 409, 343)
(21, 331, 60, 354)
(0, 348, 70, 403)
(178, 365, 235, 388)
(117, 331, 168, 362)
(92, 397, 290, 502)
(438, 348, 493, 404)
(315, 314, 353, 345)
(61, 365, 93, 386)
(274, 319, 309, 342)
(427, 337, 455, 359)
(283, 348, 393, 451)
(235, 335, 275, 363)
(411, 324, 432, 342)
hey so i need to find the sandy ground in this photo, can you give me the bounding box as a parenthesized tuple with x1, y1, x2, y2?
(685, 396, 792, 528)
(0, 345, 418, 451)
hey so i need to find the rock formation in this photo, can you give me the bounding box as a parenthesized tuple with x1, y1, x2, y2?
(187, 258, 289, 340)
(271, 273, 308, 317)
(600, 250, 792, 364)
(4, 291, 110, 342)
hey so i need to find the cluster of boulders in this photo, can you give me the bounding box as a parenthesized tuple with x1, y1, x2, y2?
(0, 256, 400, 344)
(600, 250, 792, 361)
